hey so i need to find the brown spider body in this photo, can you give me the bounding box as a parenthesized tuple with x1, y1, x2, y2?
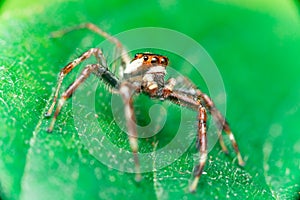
(45, 23, 244, 192)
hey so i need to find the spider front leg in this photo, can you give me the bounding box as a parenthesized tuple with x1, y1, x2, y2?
(51, 23, 131, 78)
(47, 63, 119, 132)
(119, 83, 141, 182)
(45, 48, 106, 117)
(47, 64, 99, 132)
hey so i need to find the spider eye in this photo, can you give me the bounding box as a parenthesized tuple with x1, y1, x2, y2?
(143, 55, 149, 61)
(151, 57, 158, 64)
(135, 53, 139, 58)
(161, 57, 168, 65)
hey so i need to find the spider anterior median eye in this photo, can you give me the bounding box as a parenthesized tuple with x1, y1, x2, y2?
(151, 57, 158, 64)
(143, 55, 149, 61)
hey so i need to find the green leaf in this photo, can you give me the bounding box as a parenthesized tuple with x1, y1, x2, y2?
(0, 0, 299, 200)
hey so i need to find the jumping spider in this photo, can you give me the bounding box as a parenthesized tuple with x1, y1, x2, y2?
(45, 23, 245, 192)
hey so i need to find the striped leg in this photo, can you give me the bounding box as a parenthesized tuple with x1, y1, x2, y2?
(162, 89, 208, 192)
(189, 106, 207, 192)
(47, 64, 98, 132)
(199, 93, 245, 166)
(222, 123, 245, 166)
(174, 83, 243, 165)
(47, 63, 120, 132)
(119, 83, 141, 181)
(51, 23, 131, 77)
(45, 48, 105, 117)
(161, 79, 224, 150)
(163, 88, 243, 191)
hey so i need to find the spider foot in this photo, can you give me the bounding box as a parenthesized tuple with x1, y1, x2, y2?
(237, 153, 245, 167)
(46, 118, 56, 133)
(189, 163, 205, 192)
(44, 111, 52, 117)
(222, 149, 229, 155)
(189, 176, 200, 193)
(47, 126, 54, 133)
(46, 128, 53, 133)
(44, 102, 56, 117)
(219, 141, 229, 155)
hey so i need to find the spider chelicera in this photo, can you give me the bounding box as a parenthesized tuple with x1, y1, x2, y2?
(45, 23, 245, 192)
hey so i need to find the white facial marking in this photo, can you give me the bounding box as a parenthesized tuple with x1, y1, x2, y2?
(124, 58, 144, 74)
(147, 66, 166, 74)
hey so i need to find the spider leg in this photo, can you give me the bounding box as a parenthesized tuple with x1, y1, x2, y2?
(164, 78, 176, 91)
(163, 87, 242, 191)
(216, 129, 229, 154)
(51, 23, 130, 77)
(47, 63, 119, 132)
(45, 48, 106, 117)
(199, 93, 245, 166)
(162, 89, 208, 192)
(166, 77, 229, 154)
(119, 83, 141, 182)
(190, 105, 207, 192)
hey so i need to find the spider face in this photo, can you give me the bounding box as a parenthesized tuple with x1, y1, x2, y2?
(123, 53, 169, 74)
(133, 53, 169, 66)
(122, 53, 169, 97)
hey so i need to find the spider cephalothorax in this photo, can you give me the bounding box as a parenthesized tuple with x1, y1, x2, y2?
(123, 53, 169, 97)
(45, 23, 245, 192)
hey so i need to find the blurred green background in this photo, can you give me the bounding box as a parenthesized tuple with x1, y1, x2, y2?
(0, 0, 300, 199)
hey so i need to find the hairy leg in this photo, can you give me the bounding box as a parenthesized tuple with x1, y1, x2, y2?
(51, 23, 131, 77)
(47, 63, 120, 132)
(45, 48, 106, 117)
(162, 87, 244, 191)
(119, 83, 141, 181)
(199, 93, 245, 166)
(163, 77, 230, 155)
(190, 105, 208, 192)
(162, 89, 207, 192)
